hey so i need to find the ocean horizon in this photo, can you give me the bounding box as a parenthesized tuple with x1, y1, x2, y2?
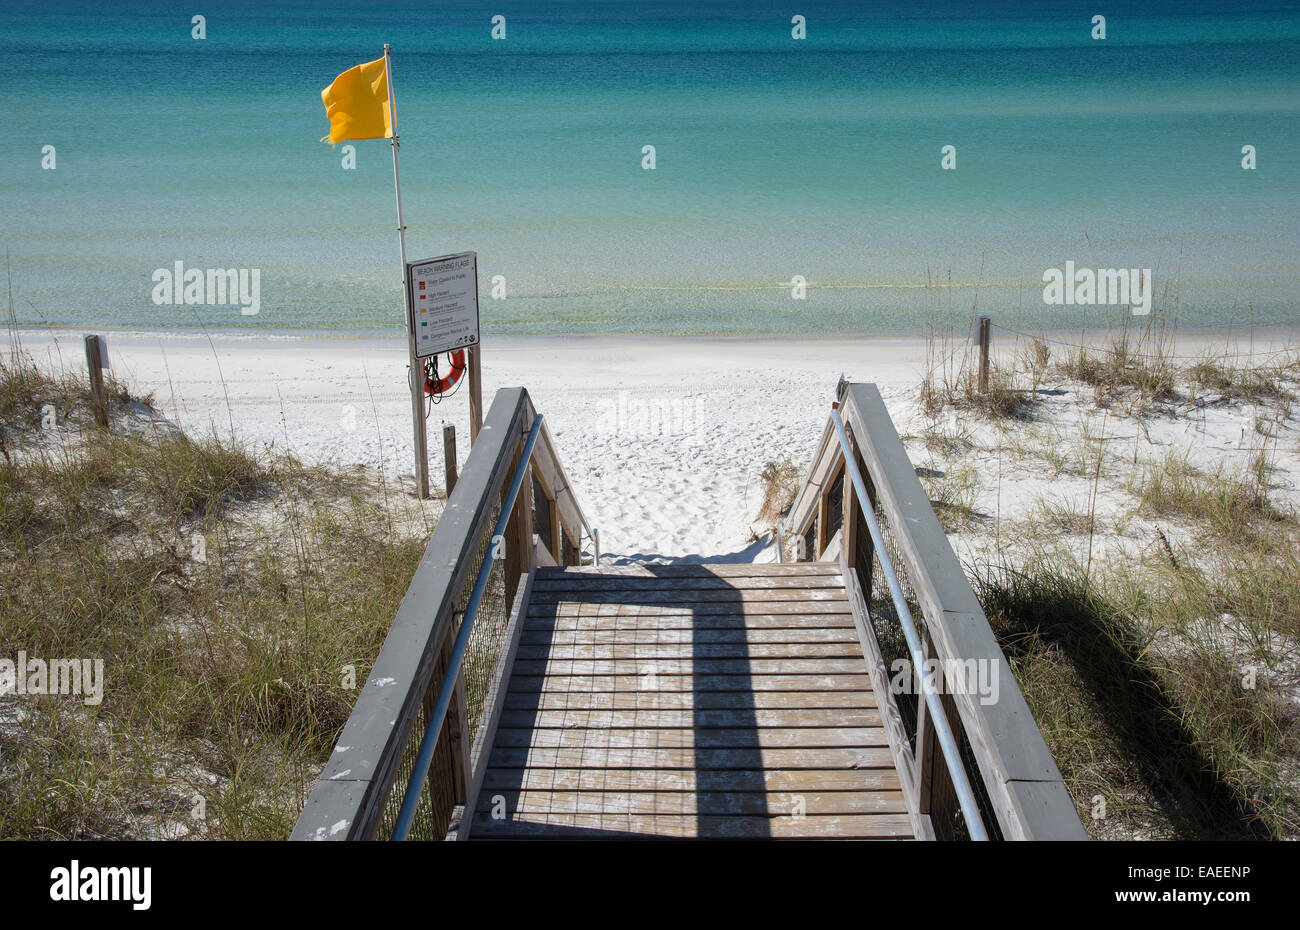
(2, 0, 1298, 336)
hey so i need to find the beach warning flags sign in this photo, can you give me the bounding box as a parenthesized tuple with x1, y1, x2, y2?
(320, 57, 392, 144)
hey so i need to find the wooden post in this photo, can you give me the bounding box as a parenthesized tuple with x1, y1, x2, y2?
(976, 316, 991, 394)
(549, 492, 562, 566)
(913, 636, 935, 816)
(440, 626, 471, 806)
(861, 464, 876, 599)
(467, 345, 483, 445)
(83, 335, 109, 430)
(815, 486, 829, 559)
(443, 423, 458, 495)
(841, 436, 857, 572)
(502, 432, 534, 609)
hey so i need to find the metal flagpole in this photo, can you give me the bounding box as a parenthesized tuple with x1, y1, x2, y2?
(384, 42, 430, 499)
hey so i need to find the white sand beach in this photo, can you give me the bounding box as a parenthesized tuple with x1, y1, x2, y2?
(8, 327, 1300, 566)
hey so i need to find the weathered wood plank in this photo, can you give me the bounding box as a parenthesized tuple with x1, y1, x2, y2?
(530, 588, 847, 605)
(470, 811, 913, 839)
(496, 707, 883, 729)
(500, 690, 878, 712)
(486, 746, 898, 770)
(532, 536, 557, 568)
(529, 599, 851, 613)
(532, 575, 847, 592)
(511, 657, 869, 677)
(515, 642, 866, 660)
(492, 726, 889, 750)
(507, 673, 872, 692)
(525, 605, 855, 623)
(475, 557, 913, 840)
(540, 564, 840, 578)
(519, 627, 861, 645)
(481, 767, 902, 793)
(476, 790, 908, 817)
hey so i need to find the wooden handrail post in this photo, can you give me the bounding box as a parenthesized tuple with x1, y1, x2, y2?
(502, 430, 535, 609)
(439, 623, 471, 806)
(841, 436, 857, 571)
(84, 334, 109, 430)
(913, 635, 935, 816)
(816, 487, 829, 558)
(549, 490, 563, 566)
(467, 346, 483, 445)
(976, 316, 991, 394)
(443, 423, 458, 494)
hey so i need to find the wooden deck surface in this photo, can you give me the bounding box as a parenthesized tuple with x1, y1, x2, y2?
(468, 563, 913, 839)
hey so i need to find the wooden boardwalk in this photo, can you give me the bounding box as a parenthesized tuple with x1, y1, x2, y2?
(465, 562, 913, 839)
(294, 385, 1085, 842)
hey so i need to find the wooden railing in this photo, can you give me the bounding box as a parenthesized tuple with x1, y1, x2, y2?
(785, 382, 1085, 840)
(291, 387, 595, 841)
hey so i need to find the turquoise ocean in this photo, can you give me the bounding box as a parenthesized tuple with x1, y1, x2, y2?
(1, 0, 1298, 336)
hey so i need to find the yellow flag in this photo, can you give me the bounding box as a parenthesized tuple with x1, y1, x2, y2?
(320, 57, 392, 144)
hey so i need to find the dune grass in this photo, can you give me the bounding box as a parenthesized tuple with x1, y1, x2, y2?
(920, 362, 1037, 422)
(965, 376, 1299, 838)
(909, 313, 1300, 838)
(1058, 339, 1179, 411)
(1188, 354, 1298, 411)
(975, 541, 1299, 839)
(918, 460, 983, 533)
(1129, 447, 1291, 541)
(755, 458, 801, 527)
(0, 357, 428, 839)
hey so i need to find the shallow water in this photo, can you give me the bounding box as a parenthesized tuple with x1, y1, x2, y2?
(2, 0, 1297, 335)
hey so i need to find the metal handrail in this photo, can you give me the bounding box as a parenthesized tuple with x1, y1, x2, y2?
(830, 407, 989, 841)
(392, 413, 545, 840)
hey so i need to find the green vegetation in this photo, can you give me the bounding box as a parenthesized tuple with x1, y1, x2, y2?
(0, 357, 429, 839)
(920, 362, 1037, 422)
(909, 316, 1300, 838)
(1129, 448, 1290, 540)
(1057, 339, 1178, 410)
(918, 461, 983, 533)
(976, 542, 1299, 839)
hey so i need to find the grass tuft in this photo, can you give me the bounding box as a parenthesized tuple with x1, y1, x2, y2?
(1129, 448, 1290, 540)
(755, 458, 802, 527)
(0, 360, 429, 839)
(974, 554, 1296, 839)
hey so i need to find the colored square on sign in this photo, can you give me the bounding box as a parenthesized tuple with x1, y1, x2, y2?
(418, 281, 425, 290)
(421, 321, 427, 327)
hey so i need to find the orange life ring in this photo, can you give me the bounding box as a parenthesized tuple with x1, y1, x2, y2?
(423, 350, 466, 396)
